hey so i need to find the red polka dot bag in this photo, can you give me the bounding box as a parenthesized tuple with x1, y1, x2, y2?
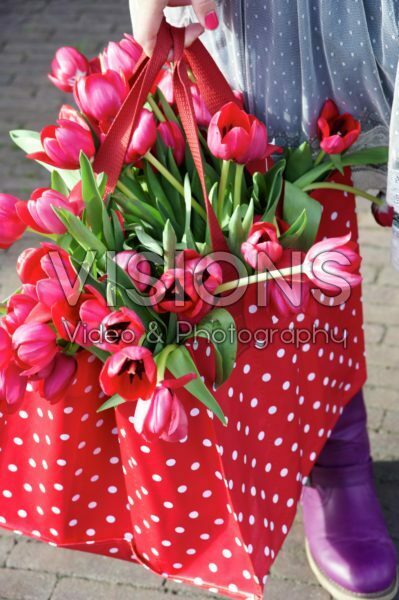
(0, 20, 388, 600)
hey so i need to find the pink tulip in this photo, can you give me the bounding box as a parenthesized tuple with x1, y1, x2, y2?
(12, 322, 58, 376)
(0, 194, 26, 249)
(79, 296, 110, 333)
(268, 250, 310, 317)
(3, 287, 38, 334)
(17, 243, 72, 284)
(75, 70, 129, 133)
(114, 250, 151, 292)
(176, 249, 223, 296)
(303, 233, 362, 293)
(0, 326, 13, 369)
(208, 102, 274, 164)
(58, 104, 89, 129)
(41, 353, 77, 403)
(99, 346, 157, 401)
(101, 34, 142, 79)
(242, 222, 283, 270)
(371, 200, 394, 228)
(0, 362, 28, 407)
(99, 307, 145, 353)
(125, 109, 157, 164)
(156, 69, 174, 103)
(191, 84, 211, 127)
(16, 188, 80, 235)
(158, 121, 185, 165)
(28, 119, 95, 170)
(48, 46, 90, 93)
(134, 374, 195, 443)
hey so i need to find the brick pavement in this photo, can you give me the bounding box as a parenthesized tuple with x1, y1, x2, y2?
(0, 1, 398, 599)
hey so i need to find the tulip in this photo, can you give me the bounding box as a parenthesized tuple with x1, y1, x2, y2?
(0, 194, 26, 249)
(13, 322, 58, 376)
(89, 56, 101, 74)
(99, 346, 157, 401)
(17, 243, 73, 285)
(268, 250, 310, 317)
(114, 250, 152, 292)
(41, 352, 78, 403)
(0, 326, 13, 368)
(318, 99, 361, 154)
(125, 109, 157, 164)
(48, 46, 90, 93)
(133, 374, 195, 443)
(75, 70, 129, 133)
(16, 188, 80, 235)
(242, 222, 283, 270)
(150, 268, 214, 322)
(101, 34, 142, 80)
(3, 287, 38, 334)
(51, 285, 106, 344)
(191, 85, 211, 128)
(155, 69, 174, 103)
(303, 233, 362, 293)
(79, 295, 110, 332)
(175, 249, 223, 295)
(0, 362, 28, 407)
(99, 307, 145, 353)
(371, 200, 394, 228)
(28, 119, 95, 170)
(208, 101, 274, 164)
(158, 121, 185, 166)
(58, 104, 89, 129)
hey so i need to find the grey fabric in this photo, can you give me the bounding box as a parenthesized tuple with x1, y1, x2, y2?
(162, 1, 399, 148)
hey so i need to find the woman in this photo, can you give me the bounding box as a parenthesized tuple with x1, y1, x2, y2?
(129, 2, 399, 599)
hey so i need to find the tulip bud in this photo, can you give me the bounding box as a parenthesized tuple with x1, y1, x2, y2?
(134, 385, 188, 443)
(12, 322, 58, 376)
(371, 200, 394, 228)
(241, 222, 283, 270)
(318, 99, 361, 154)
(0, 194, 26, 250)
(0, 362, 28, 408)
(125, 109, 157, 164)
(114, 250, 152, 292)
(42, 353, 78, 403)
(158, 121, 185, 166)
(48, 46, 90, 93)
(101, 34, 142, 79)
(16, 188, 80, 235)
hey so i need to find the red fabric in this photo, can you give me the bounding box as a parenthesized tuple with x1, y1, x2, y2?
(0, 171, 366, 599)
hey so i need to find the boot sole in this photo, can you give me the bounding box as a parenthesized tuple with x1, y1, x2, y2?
(305, 540, 399, 600)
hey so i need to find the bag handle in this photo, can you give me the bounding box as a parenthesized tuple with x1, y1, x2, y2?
(94, 21, 238, 254)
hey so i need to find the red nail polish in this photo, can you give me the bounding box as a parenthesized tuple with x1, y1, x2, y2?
(205, 11, 219, 30)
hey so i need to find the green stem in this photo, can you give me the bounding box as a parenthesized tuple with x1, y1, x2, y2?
(218, 160, 230, 220)
(314, 150, 326, 166)
(26, 227, 58, 241)
(147, 94, 166, 122)
(115, 180, 136, 200)
(302, 182, 383, 205)
(216, 265, 304, 295)
(154, 344, 178, 382)
(145, 152, 207, 221)
(233, 163, 245, 210)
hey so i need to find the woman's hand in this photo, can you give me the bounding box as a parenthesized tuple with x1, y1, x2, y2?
(130, 0, 219, 57)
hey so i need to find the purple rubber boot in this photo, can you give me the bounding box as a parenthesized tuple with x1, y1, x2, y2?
(302, 390, 398, 600)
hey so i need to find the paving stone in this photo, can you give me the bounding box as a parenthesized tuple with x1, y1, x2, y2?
(50, 577, 165, 600)
(0, 537, 15, 565)
(265, 577, 330, 600)
(0, 568, 56, 600)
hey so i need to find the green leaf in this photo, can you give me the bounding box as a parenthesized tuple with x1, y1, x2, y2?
(283, 182, 323, 250)
(228, 205, 244, 255)
(330, 153, 344, 174)
(51, 171, 69, 196)
(54, 208, 108, 255)
(10, 129, 80, 189)
(163, 220, 177, 271)
(258, 159, 286, 222)
(182, 174, 196, 249)
(87, 345, 109, 363)
(242, 199, 255, 238)
(114, 193, 163, 229)
(135, 227, 164, 255)
(111, 210, 125, 252)
(156, 88, 180, 124)
(167, 346, 226, 425)
(80, 152, 104, 236)
(192, 308, 237, 387)
(285, 142, 313, 182)
(279, 208, 308, 248)
(97, 393, 126, 413)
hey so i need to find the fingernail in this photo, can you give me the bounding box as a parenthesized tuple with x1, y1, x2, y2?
(205, 11, 219, 30)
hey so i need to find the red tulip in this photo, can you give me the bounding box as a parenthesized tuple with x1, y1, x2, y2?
(3, 287, 38, 335)
(99, 307, 145, 353)
(0, 362, 28, 407)
(175, 249, 223, 295)
(303, 233, 362, 293)
(17, 243, 73, 285)
(208, 101, 274, 164)
(158, 121, 185, 165)
(28, 119, 95, 169)
(133, 373, 195, 443)
(101, 34, 142, 79)
(114, 250, 152, 292)
(41, 352, 78, 403)
(12, 322, 58, 376)
(100, 346, 157, 401)
(48, 46, 90, 93)
(0, 194, 26, 249)
(268, 250, 310, 317)
(318, 99, 361, 154)
(242, 222, 283, 270)
(79, 295, 110, 333)
(74, 70, 129, 133)
(371, 200, 394, 228)
(16, 188, 80, 234)
(125, 109, 157, 164)
(0, 326, 13, 369)
(191, 84, 211, 128)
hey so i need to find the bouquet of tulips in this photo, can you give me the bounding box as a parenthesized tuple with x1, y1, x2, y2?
(0, 31, 388, 443)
